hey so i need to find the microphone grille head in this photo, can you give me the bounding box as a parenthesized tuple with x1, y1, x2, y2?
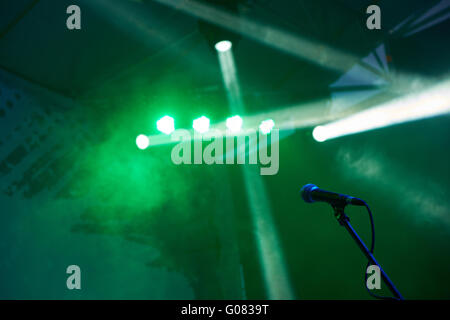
(300, 184, 318, 203)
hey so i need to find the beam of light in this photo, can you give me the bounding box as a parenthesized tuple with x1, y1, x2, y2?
(157, 115, 175, 135)
(136, 134, 150, 149)
(82, 0, 173, 47)
(79, 0, 199, 98)
(216, 39, 294, 300)
(215, 40, 232, 52)
(217, 47, 244, 114)
(226, 115, 243, 132)
(154, 0, 359, 73)
(337, 147, 450, 227)
(193, 116, 210, 133)
(313, 79, 450, 142)
(259, 119, 275, 135)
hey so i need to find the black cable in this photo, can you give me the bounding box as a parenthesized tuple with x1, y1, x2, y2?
(362, 201, 400, 300)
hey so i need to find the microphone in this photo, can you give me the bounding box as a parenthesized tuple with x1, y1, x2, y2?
(300, 184, 365, 207)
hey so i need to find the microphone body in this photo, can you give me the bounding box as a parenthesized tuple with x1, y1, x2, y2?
(301, 184, 365, 207)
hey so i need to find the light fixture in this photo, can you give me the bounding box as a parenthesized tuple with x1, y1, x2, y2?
(156, 115, 175, 135)
(193, 116, 210, 133)
(226, 115, 243, 132)
(259, 119, 275, 134)
(312, 126, 328, 142)
(215, 40, 232, 52)
(136, 134, 150, 150)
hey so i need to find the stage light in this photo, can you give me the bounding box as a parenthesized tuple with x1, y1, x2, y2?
(156, 115, 175, 135)
(312, 80, 450, 142)
(136, 134, 150, 150)
(215, 40, 232, 52)
(312, 126, 328, 142)
(193, 116, 210, 133)
(226, 115, 243, 132)
(259, 119, 275, 134)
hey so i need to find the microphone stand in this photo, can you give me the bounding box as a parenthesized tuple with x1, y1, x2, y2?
(332, 205, 404, 300)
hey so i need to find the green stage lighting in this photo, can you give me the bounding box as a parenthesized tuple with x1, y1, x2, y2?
(156, 115, 175, 135)
(226, 115, 243, 132)
(136, 134, 150, 150)
(259, 119, 275, 134)
(193, 116, 210, 133)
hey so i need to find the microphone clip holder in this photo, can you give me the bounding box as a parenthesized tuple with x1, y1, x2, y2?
(332, 204, 350, 226)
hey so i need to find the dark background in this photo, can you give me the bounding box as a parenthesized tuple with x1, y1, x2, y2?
(0, 0, 449, 299)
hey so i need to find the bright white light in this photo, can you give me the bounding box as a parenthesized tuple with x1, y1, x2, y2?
(259, 119, 275, 134)
(136, 134, 150, 150)
(312, 126, 328, 142)
(215, 40, 232, 52)
(226, 115, 243, 132)
(156, 115, 175, 135)
(313, 80, 450, 141)
(193, 116, 210, 133)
